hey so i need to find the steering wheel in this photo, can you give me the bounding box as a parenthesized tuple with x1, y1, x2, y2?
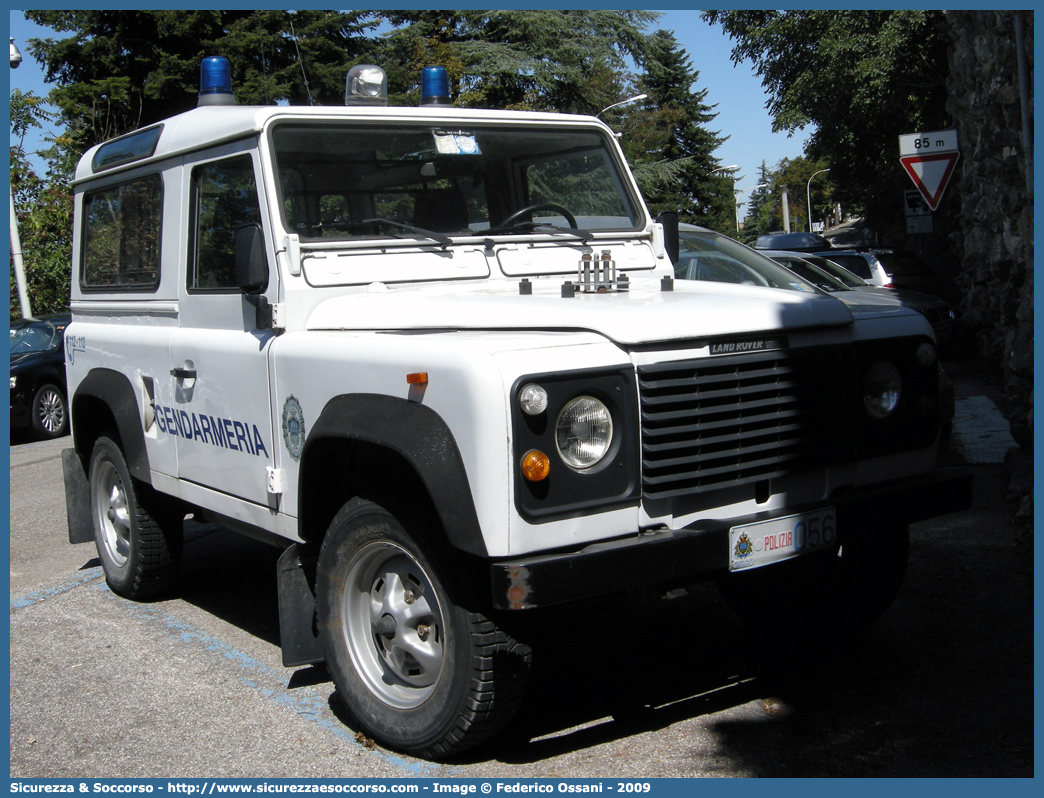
(499, 202, 578, 230)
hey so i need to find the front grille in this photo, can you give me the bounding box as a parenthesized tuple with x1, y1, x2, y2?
(637, 346, 857, 503)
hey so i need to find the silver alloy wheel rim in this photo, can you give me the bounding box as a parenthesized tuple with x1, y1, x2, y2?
(37, 387, 65, 434)
(341, 541, 445, 709)
(95, 460, 131, 568)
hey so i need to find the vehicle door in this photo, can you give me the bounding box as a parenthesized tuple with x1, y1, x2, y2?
(168, 144, 279, 507)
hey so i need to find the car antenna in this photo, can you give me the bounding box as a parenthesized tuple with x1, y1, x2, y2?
(288, 15, 315, 106)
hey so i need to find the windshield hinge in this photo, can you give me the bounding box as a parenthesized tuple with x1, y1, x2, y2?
(270, 302, 285, 330)
(266, 467, 284, 496)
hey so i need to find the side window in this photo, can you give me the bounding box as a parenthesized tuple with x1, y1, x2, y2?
(82, 174, 162, 290)
(190, 155, 262, 291)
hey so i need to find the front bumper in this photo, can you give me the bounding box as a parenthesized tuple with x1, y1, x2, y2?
(490, 468, 972, 609)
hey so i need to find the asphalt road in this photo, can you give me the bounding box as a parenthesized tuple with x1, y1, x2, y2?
(8, 356, 1033, 778)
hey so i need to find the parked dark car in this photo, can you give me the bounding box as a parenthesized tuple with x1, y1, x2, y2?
(753, 231, 833, 253)
(674, 227, 954, 446)
(825, 249, 947, 297)
(871, 249, 947, 296)
(10, 313, 71, 439)
(764, 251, 957, 347)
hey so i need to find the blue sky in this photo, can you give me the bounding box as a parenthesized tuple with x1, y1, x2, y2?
(654, 10, 809, 195)
(8, 9, 808, 214)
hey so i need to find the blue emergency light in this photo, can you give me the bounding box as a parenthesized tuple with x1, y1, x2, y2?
(420, 66, 451, 106)
(198, 56, 235, 106)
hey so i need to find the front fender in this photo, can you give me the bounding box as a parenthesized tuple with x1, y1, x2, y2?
(301, 393, 486, 557)
(72, 368, 150, 484)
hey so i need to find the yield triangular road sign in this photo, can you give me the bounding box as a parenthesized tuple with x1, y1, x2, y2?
(900, 152, 960, 211)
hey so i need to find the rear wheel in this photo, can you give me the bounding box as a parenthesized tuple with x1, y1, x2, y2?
(316, 499, 530, 758)
(89, 436, 183, 600)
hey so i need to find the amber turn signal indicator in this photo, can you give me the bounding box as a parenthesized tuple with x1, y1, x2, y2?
(520, 450, 550, 482)
(406, 372, 428, 385)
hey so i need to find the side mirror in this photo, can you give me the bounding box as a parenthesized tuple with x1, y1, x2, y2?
(656, 210, 679, 266)
(235, 224, 268, 295)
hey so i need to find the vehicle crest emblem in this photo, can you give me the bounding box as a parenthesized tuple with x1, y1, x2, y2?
(281, 395, 306, 460)
(734, 532, 754, 560)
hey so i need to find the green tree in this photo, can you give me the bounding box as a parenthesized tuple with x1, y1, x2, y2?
(702, 10, 951, 231)
(376, 10, 656, 113)
(10, 90, 76, 317)
(738, 161, 775, 244)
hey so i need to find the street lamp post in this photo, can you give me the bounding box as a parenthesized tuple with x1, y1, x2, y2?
(707, 164, 739, 177)
(806, 168, 830, 233)
(597, 93, 647, 117)
(734, 183, 768, 233)
(10, 37, 32, 318)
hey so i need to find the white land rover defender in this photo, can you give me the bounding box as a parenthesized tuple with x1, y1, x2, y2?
(62, 61, 970, 758)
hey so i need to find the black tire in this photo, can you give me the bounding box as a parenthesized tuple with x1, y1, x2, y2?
(89, 436, 183, 600)
(718, 523, 910, 635)
(316, 498, 531, 759)
(30, 383, 68, 439)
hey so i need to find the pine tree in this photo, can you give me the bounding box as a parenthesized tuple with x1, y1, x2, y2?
(625, 31, 730, 231)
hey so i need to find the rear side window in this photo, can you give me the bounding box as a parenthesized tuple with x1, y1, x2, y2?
(190, 155, 262, 291)
(81, 174, 163, 290)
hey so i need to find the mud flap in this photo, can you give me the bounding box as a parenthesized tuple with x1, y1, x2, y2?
(63, 448, 94, 545)
(277, 544, 325, 667)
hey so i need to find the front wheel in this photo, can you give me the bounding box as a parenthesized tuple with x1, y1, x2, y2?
(30, 383, 68, 438)
(89, 436, 183, 600)
(316, 499, 530, 758)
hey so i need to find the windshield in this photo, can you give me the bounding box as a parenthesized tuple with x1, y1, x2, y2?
(805, 255, 869, 288)
(767, 253, 851, 293)
(10, 319, 65, 355)
(269, 123, 641, 242)
(676, 230, 817, 292)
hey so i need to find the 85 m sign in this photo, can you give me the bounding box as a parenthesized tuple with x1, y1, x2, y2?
(899, 129, 959, 211)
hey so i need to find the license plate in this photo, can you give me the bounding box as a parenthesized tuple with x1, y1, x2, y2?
(729, 507, 836, 571)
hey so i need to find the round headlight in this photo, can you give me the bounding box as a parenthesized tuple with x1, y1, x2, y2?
(863, 361, 902, 419)
(916, 341, 937, 367)
(555, 396, 613, 470)
(518, 383, 549, 415)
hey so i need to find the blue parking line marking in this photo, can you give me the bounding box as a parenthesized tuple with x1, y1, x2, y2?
(96, 585, 443, 776)
(10, 567, 104, 610)
(12, 568, 445, 775)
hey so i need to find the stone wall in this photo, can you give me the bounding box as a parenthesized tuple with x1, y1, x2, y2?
(945, 11, 1034, 454)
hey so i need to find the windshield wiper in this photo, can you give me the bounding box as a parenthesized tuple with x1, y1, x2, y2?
(358, 218, 453, 248)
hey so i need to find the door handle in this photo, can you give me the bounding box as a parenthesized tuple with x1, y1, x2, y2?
(170, 367, 197, 380)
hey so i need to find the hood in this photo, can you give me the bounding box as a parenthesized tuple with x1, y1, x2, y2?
(10, 350, 59, 369)
(305, 277, 853, 345)
(829, 289, 934, 334)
